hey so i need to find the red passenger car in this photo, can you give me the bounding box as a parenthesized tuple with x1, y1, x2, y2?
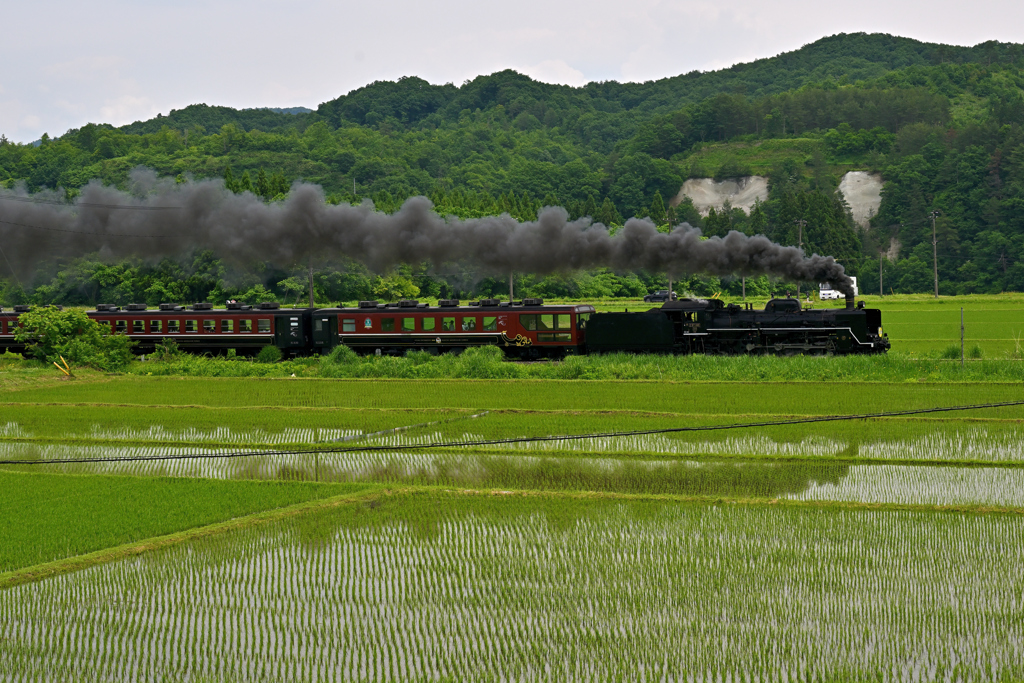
(0, 305, 28, 355)
(311, 298, 595, 358)
(86, 303, 313, 356)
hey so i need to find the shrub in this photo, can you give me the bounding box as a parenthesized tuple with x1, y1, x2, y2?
(14, 306, 135, 371)
(153, 337, 183, 361)
(256, 345, 283, 364)
(969, 344, 983, 359)
(324, 344, 359, 365)
(938, 344, 960, 360)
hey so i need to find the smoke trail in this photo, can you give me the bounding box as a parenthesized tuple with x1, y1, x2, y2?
(0, 169, 854, 294)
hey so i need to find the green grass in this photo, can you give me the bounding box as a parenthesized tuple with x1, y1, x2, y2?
(678, 137, 828, 176)
(0, 470, 368, 573)
(3, 490, 1021, 680)
(5, 375, 1022, 411)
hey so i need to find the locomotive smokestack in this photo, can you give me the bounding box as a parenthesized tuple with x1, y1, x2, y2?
(845, 292, 855, 309)
(0, 171, 856, 295)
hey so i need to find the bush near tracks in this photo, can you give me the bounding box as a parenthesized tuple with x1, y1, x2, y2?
(14, 307, 134, 371)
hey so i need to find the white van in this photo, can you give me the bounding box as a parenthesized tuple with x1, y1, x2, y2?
(819, 277, 858, 300)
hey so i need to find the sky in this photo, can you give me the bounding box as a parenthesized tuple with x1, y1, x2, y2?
(2, 0, 1023, 143)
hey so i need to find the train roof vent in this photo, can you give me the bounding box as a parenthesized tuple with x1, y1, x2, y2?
(226, 302, 243, 310)
(479, 298, 500, 307)
(385, 301, 401, 308)
(158, 303, 181, 311)
(438, 299, 460, 307)
(95, 303, 119, 312)
(126, 303, 148, 311)
(416, 303, 428, 308)
(358, 300, 379, 309)
(468, 300, 481, 306)
(13, 305, 30, 313)
(522, 298, 544, 306)
(257, 302, 280, 310)
(398, 299, 419, 307)
(192, 302, 214, 311)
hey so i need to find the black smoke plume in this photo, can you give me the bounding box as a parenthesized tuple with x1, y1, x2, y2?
(0, 170, 853, 294)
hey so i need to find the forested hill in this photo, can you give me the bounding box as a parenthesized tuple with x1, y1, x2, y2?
(2, 32, 1024, 303)
(119, 33, 1024, 136)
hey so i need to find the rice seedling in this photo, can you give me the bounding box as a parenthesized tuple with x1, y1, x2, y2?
(1, 492, 1021, 681)
(0, 471, 367, 573)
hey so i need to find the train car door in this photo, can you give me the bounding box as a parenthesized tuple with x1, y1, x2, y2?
(312, 312, 337, 351)
(274, 313, 307, 350)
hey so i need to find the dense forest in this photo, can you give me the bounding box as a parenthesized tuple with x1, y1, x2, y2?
(2, 32, 1024, 304)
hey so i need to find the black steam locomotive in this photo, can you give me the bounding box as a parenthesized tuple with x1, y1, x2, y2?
(0, 293, 888, 358)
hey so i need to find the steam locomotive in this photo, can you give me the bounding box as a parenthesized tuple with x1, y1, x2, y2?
(0, 293, 889, 357)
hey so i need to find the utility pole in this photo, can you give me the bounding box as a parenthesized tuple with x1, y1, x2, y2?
(879, 250, 884, 297)
(794, 219, 807, 299)
(308, 261, 315, 308)
(960, 307, 965, 368)
(930, 210, 941, 298)
(509, 271, 514, 303)
(742, 276, 746, 301)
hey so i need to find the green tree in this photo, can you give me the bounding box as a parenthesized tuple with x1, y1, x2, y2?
(649, 191, 667, 225)
(596, 197, 622, 227)
(255, 168, 271, 198)
(14, 306, 134, 370)
(223, 166, 237, 193)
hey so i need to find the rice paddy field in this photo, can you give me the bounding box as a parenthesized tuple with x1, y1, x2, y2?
(3, 338, 1024, 680)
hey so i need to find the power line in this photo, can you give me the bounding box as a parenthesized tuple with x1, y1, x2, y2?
(0, 195, 179, 210)
(0, 219, 167, 238)
(3, 399, 1023, 467)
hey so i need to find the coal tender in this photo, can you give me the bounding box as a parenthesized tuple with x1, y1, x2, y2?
(585, 294, 889, 355)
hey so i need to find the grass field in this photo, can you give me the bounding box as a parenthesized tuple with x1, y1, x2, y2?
(4, 338, 1024, 679)
(0, 471, 368, 574)
(2, 491, 1022, 681)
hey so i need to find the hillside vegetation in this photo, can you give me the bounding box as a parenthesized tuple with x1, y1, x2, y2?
(2, 33, 1024, 304)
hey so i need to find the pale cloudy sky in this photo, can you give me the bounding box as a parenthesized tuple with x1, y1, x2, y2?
(2, 0, 1023, 143)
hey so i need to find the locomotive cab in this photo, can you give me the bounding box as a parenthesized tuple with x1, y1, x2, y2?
(764, 298, 801, 314)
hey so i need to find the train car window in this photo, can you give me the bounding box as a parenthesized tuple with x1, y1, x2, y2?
(538, 333, 573, 342)
(257, 319, 270, 333)
(442, 317, 455, 331)
(150, 320, 162, 333)
(381, 318, 395, 332)
(483, 316, 497, 331)
(422, 317, 436, 331)
(538, 314, 555, 331)
(556, 314, 571, 329)
(167, 320, 180, 333)
(116, 320, 127, 333)
(577, 313, 590, 329)
(519, 314, 538, 331)
(132, 320, 144, 333)
(221, 320, 233, 333)
(342, 318, 356, 333)
(461, 317, 476, 331)
(402, 318, 415, 332)
(186, 320, 198, 333)
(240, 320, 252, 333)
(203, 320, 215, 332)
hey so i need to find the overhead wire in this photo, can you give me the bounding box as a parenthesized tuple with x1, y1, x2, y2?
(0, 195, 180, 210)
(3, 399, 1023, 466)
